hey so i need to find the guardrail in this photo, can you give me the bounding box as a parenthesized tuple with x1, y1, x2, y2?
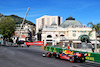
(44, 46, 100, 62)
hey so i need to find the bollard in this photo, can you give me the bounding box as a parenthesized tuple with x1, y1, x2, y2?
(42, 45, 44, 50)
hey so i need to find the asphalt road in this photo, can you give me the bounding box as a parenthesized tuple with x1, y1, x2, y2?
(0, 46, 100, 67)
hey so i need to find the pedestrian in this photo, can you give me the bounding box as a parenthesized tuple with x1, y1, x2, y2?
(46, 43, 47, 46)
(92, 44, 94, 52)
(67, 44, 70, 50)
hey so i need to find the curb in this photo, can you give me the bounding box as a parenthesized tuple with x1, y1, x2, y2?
(86, 60, 100, 64)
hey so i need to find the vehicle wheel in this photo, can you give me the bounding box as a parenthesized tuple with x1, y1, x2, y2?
(73, 56, 77, 62)
(69, 56, 74, 63)
(80, 59, 83, 63)
(46, 52, 51, 57)
(83, 57, 86, 62)
(53, 52, 56, 56)
(80, 57, 85, 63)
(55, 54, 60, 59)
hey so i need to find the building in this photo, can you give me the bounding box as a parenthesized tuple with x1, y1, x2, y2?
(15, 23, 35, 41)
(42, 16, 98, 50)
(36, 15, 62, 41)
(36, 15, 62, 34)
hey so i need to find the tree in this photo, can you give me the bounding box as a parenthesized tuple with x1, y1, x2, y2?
(87, 22, 100, 52)
(0, 17, 16, 41)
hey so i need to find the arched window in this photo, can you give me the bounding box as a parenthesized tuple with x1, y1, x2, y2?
(60, 35, 64, 36)
(56, 34, 58, 37)
(47, 35, 52, 38)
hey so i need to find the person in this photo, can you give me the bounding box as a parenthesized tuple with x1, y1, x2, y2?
(92, 44, 94, 52)
(45, 43, 47, 46)
(67, 44, 70, 50)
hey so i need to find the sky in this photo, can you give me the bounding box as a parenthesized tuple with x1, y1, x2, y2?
(0, 0, 100, 25)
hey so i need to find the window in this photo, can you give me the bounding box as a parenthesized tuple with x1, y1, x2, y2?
(89, 34, 92, 36)
(83, 31, 86, 33)
(46, 40, 52, 41)
(56, 34, 58, 37)
(42, 18, 44, 28)
(73, 31, 76, 32)
(60, 35, 64, 36)
(58, 16, 60, 26)
(73, 33, 76, 37)
(60, 31, 65, 33)
(47, 35, 52, 38)
(80, 31, 82, 32)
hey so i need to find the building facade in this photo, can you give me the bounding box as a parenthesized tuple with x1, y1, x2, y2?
(42, 16, 97, 49)
(15, 23, 35, 41)
(36, 15, 62, 34)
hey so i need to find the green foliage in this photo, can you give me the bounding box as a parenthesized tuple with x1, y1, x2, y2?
(0, 17, 16, 40)
(87, 22, 100, 33)
(0, 14, 35, 27)
(5, 15, 35, 26)
(79, 35, 90, 43)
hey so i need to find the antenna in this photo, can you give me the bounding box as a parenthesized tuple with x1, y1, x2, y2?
(69, 9, 71, 17)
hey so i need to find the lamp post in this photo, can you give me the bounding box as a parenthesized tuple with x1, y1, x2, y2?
(94, 28, 97, 52)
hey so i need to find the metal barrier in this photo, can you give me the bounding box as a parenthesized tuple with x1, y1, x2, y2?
(44, 46, 100, 62)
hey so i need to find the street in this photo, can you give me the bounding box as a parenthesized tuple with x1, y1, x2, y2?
(0, 46, 100, 67)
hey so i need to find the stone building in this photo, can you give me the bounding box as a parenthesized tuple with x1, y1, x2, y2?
(36, 15, 62, 41)
(42, 16, 97, 49)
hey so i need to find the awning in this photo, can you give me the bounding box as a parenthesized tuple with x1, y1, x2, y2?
(91, 41, 100, 44)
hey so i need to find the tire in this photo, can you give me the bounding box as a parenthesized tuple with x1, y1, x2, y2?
(83, 56, 86, 62)
(46, 52, 51, 57)
(80, 59, 83, 63)
(69, 56, 75, 63)
(55, 54, 60, 59)
(73, 56, 77, 62)
(53, 52, 56, 56)
(80, 57, 85, 63)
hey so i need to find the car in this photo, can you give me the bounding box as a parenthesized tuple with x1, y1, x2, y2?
(42, 50, 87, 63)
(12, 43, 19, 47)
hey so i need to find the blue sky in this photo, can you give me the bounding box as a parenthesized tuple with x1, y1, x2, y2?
(0, 0, 100, 25)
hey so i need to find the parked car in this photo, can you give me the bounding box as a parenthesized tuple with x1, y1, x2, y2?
(12, 43, 18, 47)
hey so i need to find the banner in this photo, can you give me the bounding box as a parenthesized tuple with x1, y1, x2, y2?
(25, 41, 44, 46)
(44, 46, 100, 62)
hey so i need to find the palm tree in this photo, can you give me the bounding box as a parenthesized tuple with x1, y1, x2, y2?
(87, 22, 100, 52)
